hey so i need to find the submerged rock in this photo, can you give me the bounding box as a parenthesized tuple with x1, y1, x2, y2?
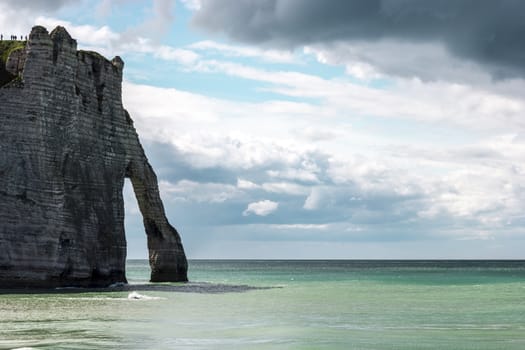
(0, 26, 187, 287)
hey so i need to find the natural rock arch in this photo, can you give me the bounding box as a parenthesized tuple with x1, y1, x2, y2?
(125, 152, 188, 282)
(0, 26, 187, 287)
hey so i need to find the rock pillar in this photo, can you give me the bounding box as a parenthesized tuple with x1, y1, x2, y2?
(0, 26, 187, 288)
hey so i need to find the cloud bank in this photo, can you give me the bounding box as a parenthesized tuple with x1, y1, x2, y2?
(193, 0, 525, 78)
(2, 0, 524, 258)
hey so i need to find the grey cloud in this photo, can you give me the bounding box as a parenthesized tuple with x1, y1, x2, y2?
(147, 0, 176, 36)
(143, 140, 431, 228)
(117, 0, 175, 44)
(144, 141, 239, 184)
(139, 136, 524, 246)
(306, 40, 489, 82)
(193, 0, 525, 77)
(3, 0, 74, 11)
(144, 140, 327, 186)
(0, 1, 76, 42)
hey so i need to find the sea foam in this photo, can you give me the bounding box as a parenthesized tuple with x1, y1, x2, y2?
(127, 291, 162, 300)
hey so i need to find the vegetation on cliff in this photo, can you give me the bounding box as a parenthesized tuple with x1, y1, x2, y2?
(0, 40, 25, 87)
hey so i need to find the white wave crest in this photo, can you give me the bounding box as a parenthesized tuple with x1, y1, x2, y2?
(127, 291, 162, 300)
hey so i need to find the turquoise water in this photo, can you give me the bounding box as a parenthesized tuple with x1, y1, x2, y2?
(1, 260, 525, 349)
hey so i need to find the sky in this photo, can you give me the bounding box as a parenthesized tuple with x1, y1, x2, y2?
(2, 0, 525, 259)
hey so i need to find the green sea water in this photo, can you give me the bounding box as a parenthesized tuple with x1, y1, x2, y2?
(1, 260, 525, 349)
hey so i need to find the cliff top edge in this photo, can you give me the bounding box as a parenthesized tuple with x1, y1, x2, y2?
(0, 25, 123, 71)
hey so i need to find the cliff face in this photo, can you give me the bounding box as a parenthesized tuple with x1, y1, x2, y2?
(0, 26, 187, 287)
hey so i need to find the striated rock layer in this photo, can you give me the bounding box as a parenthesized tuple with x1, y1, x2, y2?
(0, 26, 187, 287)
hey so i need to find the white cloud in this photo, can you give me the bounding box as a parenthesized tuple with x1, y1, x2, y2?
(190, 40, 296, 63)
(35, 16, 120, 46)
(418, 168, 523, 224)
(19, 4, 183, 60)
(261, 182, 310, 196)
(155, 46, 200, 64)
(237, 178, 259, 190)
(123, 77, 525, 238)
(123, 82, 330, 171)
(160, 180, 242, 203)
(176, 56, 525, 133)
(267, 167, 320, 184)
(0, 2, 72, 37)
(119, 37, 200, 64)
(304, 45, 382, 80)
(345, 61, 382, 80)
(0, 4, 34, 36)
(243, 200, 279, 216)
(295, 126, 343, 142)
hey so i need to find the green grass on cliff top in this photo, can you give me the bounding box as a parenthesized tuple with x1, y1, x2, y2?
(0, 40, 26, 65)
(0, 40, 26, 87)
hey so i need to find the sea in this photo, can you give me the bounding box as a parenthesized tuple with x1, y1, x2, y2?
(1, 260, 524, 349)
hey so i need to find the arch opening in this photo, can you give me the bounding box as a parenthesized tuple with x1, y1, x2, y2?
(123, 178, 149, 282)
(122, 161, 188, 282)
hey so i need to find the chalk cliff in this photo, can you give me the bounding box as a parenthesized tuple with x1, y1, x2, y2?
(0, 26, 188, 287)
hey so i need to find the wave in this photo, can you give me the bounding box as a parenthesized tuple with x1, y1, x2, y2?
(0, 282, 274, 296)
(127, 291, 162, 300)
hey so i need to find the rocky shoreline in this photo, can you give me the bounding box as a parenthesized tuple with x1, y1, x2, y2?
(0, 282, 275, 295)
